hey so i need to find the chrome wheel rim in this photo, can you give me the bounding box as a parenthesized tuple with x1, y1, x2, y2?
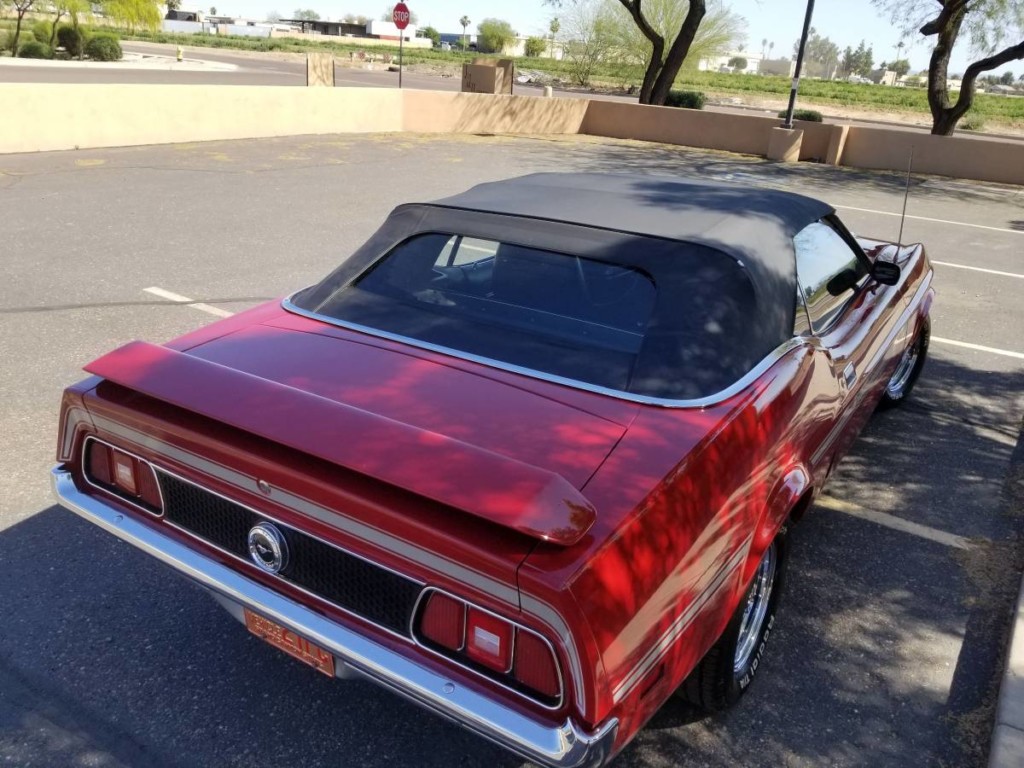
(886, 338, 920, 399)
(734, 544, 777, 674)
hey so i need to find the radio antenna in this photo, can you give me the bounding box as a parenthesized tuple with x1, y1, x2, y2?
(896, 147, 914, 247)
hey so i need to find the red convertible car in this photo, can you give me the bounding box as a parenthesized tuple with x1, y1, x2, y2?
(52, 174, 933, 766)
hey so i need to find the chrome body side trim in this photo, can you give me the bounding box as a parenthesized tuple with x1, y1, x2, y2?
(52, 468, 618, 768)
(281, 295, 807, 409)
(610, 533, 753, 704)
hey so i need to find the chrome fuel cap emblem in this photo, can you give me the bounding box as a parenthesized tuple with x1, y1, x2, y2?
(247, 522, 289, 574)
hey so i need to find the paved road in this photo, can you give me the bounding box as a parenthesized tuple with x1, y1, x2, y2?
(1, 134, 1022, 767)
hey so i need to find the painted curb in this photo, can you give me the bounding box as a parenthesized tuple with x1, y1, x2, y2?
(990, 569, 1024, 767)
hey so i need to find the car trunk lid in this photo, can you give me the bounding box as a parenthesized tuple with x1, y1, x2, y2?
(84, 328, 634, 546)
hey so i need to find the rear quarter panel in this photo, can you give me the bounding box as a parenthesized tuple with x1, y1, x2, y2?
(519, 344, 833, 745)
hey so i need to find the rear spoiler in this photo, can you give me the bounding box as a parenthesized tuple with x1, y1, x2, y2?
(84, 341, 596, 546)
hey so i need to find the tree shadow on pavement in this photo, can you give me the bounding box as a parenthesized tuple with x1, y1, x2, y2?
(615, 353, 1023, 768)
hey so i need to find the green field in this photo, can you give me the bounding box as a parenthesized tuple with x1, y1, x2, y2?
(119, 29, 1023, 127)
(6, 19, 1022, 128)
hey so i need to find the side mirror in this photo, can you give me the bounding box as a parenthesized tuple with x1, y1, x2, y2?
(872, 261, 901, 286)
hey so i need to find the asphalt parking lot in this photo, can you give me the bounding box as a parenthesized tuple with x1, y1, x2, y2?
(1, 133, 1022, 768)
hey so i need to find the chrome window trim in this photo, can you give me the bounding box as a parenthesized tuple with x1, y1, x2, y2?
(410, 586, 565, 711)
(82, 435, 166, 519)
(282, 294, 808, 409)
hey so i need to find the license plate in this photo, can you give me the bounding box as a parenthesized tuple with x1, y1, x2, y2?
(244, 608, 336, 678)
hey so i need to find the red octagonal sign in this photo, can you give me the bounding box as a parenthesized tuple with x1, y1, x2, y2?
(392, 2, 410, 30)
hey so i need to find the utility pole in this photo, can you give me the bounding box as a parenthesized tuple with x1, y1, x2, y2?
(783, 0, 815, 129)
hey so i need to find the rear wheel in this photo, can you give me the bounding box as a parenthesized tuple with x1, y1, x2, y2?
(879, 316, 930, 408)
(679, 526, 788, 711)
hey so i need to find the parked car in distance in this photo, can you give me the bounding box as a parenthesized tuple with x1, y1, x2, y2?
(53, 173, 933, 766)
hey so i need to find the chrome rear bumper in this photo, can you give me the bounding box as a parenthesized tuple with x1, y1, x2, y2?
(52, 467, 616, 768)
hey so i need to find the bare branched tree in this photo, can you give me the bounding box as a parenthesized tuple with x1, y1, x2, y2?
(873, 0, 1024, 134)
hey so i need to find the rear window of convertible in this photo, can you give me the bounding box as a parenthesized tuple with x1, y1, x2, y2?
(294, 232, 761, 400)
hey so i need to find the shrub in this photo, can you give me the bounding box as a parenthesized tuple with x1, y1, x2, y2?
(778, 108, 823, 122)
(959, 116, 986, 132)
(665, 90, 705, 109)
(32, 20, 53, 46)
(18, 40, 52, 59)
(57, 25, 85, 57)
(85, 33, 122, 62)
(524, 36, 546, 58)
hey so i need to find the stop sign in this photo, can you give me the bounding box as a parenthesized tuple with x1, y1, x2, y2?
(392, 2, 410, 30)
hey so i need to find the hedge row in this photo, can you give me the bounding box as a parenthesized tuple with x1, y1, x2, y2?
(5, 25, 121, 61)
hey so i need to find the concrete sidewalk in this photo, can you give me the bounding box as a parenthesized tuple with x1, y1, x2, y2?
(991, 573, 1024, 765)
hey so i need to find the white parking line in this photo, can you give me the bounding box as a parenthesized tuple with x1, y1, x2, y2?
(143, 287, 235, 318)
(931, 261, 1024, 280)
(835, 205, 1022, 236)
(817, 496, 972, 549)
(932, 337, 1024, 360)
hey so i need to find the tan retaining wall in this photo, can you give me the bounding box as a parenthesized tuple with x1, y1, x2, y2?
(402, 91, 588, 135)
(0, 84, 403, 154)
(2, 83, 1022, 186)
(840, 126, 1024, 186)
(580, 100, 778, 157)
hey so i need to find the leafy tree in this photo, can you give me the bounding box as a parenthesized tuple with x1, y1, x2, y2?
(598, 0, 744, 102)
(796, 27, 840, 78)
(165, 0, 180, 9)
(383, 4, 418, 24)
(549, 16, 560, 57)
(477, 17, 515, 53)
(727, 55, 747, 70)
(550, 0, 724, 104)
(418, 24, 440, 46)
(999, 69, 1016, 83)
(890, 57, 911, 76)
(9, 0, 36, 55)
(524, 36, 546, 56)
(208, 5, 215, 13)
(293, 8, 320, 20)
(265, 10, 282, 21)
(561, 0, 615, 85)
(459, 14, 470, 49)
(873, 0, 1024, 135)
(105, 0, 162, 32)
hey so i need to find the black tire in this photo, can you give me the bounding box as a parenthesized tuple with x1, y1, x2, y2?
(879, 316, 930, 409)
(679, 526, 788, 712)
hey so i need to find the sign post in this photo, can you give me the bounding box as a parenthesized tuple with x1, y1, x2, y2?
(393, 2, 410, 89)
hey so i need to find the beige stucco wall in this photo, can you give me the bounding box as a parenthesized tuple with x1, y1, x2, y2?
(402, 91, 589, 136)
(840, 126, 1024, 186)
(2, 83, 1022, 186)
(0, 84, 403, 154)
(579, 100, 780, 157)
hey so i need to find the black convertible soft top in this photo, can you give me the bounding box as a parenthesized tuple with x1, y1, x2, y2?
(291, 173, 835, 401)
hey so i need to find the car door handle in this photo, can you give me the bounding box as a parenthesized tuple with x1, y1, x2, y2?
(843, 362, 857, 388)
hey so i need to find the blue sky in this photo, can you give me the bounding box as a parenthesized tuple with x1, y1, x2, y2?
(213, 0, 1016, 77)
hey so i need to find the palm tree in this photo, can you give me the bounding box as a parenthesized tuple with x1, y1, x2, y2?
(761, 37, 767, 58)
(459, 15, 470, 50)
(768, 41, 774, 59)
(549, 17, 559, 58)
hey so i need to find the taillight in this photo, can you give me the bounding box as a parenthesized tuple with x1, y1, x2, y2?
(415, 590, 561, 704)
(420, 592, 465, 651)
(513, 630, 561, 698)
(85, 439, 162, 514)
(466, 607, 513, 672)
